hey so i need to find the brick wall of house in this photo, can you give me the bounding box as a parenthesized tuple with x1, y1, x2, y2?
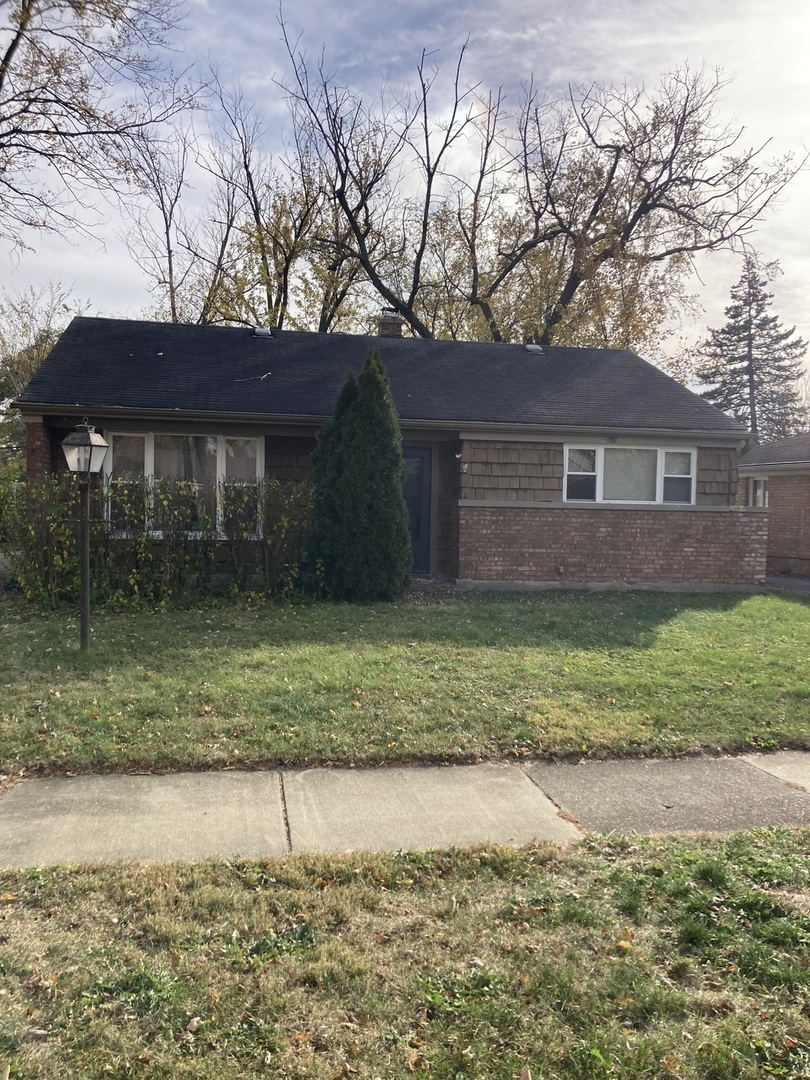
(26, 421, 77, 481)
(460, 440, 563, 501)
(264, 436, 316, 482)
(696, 447, 737, 505)
(25, 420, 53, 483)
(766, 473, 810, 574)
(458, 505, 767, 584)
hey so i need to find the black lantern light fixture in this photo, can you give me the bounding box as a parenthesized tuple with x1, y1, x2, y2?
(61, 420, 109, 649)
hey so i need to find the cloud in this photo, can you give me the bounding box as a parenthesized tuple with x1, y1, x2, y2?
(4, 0, 809, 352)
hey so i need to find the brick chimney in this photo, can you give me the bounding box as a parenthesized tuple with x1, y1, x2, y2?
(377, 308, 404, 337)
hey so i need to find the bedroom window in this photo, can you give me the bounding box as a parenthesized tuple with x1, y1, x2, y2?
(105, 432, 264, 532)
(565, 447, 597, 500)
(748, 478, 768, 507)
(565, 446, 695, 504)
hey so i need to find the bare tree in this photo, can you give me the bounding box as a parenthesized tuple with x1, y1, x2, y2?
(194, 79, 325, 329)
(122, 128, 195, 322)
(280, 32, 802, 346)
(282, 25, 482, 338)
(181, 160, 244, 326)
(512, 69, 800, 344)
(0, 0, 195, 247)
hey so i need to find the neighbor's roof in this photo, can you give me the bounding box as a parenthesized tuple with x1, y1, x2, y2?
(16, 316, 746, 436)
(739, 431, 810, 468)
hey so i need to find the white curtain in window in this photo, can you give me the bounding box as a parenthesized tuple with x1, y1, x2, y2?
(603, 448, 656, 501)
(111, 435, 145, 480)
(225, 438, 258, 482)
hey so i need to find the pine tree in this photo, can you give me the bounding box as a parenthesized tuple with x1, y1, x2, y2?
(312, 349, 411, 601)
(698, 256, 807, 443)
(308, 352, 412, 600)
(307, 373, 359, 596)
(338, 349, 412, 601)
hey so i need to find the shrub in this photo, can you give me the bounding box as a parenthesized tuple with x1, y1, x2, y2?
(3, 473, 313, 606)
(307, 373, 359, 597)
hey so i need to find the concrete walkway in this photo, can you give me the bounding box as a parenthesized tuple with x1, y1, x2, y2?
(764, 573, 810, 595)
(0, 751, 809, 868)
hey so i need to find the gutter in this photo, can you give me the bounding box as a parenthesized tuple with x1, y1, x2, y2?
(738, 461, 810, 473)
(13, 401, 748, 446)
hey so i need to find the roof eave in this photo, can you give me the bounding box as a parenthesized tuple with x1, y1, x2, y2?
(739, 460, 810, 473)
(15, 401, 746, 443)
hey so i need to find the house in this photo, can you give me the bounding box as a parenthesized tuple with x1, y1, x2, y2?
(15, 314, 768, 587)
(738, 432, 810, 576)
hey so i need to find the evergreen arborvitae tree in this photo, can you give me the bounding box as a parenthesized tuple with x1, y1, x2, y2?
(698, 255, 807, 443)
(314, 349, 411, 601)
(307, 373, 359, 595)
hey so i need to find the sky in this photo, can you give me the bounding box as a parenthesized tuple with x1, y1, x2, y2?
(3, 0, 809, 356)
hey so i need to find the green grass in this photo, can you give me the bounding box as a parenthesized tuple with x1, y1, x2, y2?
(1, 830, 809, 1078)
(1, 588, 809, 773)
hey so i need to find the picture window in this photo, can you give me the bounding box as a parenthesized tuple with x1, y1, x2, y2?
(565, 445, 695, 504)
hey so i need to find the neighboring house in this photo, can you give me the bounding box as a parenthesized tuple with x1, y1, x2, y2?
(15, 314, 767, 587)
(738, 432, 810, 576)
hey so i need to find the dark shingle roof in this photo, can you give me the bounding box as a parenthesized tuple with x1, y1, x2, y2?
(17, 316, 746, 436)
(739, 431, 810, 467)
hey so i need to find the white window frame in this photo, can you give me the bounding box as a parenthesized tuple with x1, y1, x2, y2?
(748, 477, 768, 507)
(564, 445, 696, 505)
(103, 432, 265, 536)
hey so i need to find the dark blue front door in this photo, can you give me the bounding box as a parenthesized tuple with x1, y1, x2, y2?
(403, 447, 432, 574)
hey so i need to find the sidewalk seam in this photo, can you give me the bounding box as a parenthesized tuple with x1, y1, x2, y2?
(278, 771, 293, 853)
(738, 755, 809, 793)
(521, 764, 584, 831)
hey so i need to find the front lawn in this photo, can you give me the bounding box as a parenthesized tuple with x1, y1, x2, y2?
(1, 830, 809, 1078)
(0, 589, 808, 774)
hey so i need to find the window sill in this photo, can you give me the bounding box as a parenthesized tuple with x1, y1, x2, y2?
(108, 530, 264, 541)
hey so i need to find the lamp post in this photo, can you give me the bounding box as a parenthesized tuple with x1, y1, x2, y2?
(61, 420, 109, 650)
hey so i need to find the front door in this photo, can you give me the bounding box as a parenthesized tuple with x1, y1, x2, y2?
(403, 447, 432, 574)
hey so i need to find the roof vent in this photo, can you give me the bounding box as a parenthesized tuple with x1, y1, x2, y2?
(253, 326, 273, 338)
(525, 344, 544, 354)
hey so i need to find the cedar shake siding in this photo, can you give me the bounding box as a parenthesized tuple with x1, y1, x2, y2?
(460, 441, 563, 502)
(459, 442, 739, 508)
(264, 435, 315, 482)
(696, 447, 737, 505)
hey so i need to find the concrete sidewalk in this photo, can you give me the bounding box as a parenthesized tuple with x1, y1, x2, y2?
(0, 751, 808, 868)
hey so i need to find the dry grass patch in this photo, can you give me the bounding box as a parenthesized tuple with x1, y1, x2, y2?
(1, 830, 809, 1078)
